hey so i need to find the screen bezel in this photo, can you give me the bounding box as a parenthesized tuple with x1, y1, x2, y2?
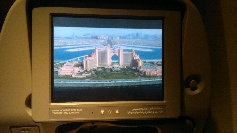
(32, 7, 181, 122)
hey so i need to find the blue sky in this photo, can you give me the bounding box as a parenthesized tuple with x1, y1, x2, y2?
(54, 27, 162, 37)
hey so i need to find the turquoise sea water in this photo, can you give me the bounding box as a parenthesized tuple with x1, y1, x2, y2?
(54, 45, 162, 62)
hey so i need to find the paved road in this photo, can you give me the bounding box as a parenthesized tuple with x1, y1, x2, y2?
(54, 77, 161, 84)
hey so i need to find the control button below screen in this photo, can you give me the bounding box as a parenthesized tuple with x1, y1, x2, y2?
(100, 109, 105, 115)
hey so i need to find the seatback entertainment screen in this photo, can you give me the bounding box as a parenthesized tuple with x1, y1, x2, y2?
(52, 16, 163, 103)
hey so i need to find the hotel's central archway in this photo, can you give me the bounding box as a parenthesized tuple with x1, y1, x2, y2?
(111, 54, 119, 63)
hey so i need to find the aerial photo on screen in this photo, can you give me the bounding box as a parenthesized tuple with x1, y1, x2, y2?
(53, 27, 162, 88)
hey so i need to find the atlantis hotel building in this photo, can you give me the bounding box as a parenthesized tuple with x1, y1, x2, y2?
(83, 45, 142, 70)
(58, 45, 162, 77)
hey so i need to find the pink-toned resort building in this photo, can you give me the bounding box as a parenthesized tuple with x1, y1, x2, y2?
(58, 62, 84, 75)
(83, 45, 142, 71)
(139, 66, 162, 76)
(58, 45, 162, 77)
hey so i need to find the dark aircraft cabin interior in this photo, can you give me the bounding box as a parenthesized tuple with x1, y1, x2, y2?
(0, 0, 236, 133)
